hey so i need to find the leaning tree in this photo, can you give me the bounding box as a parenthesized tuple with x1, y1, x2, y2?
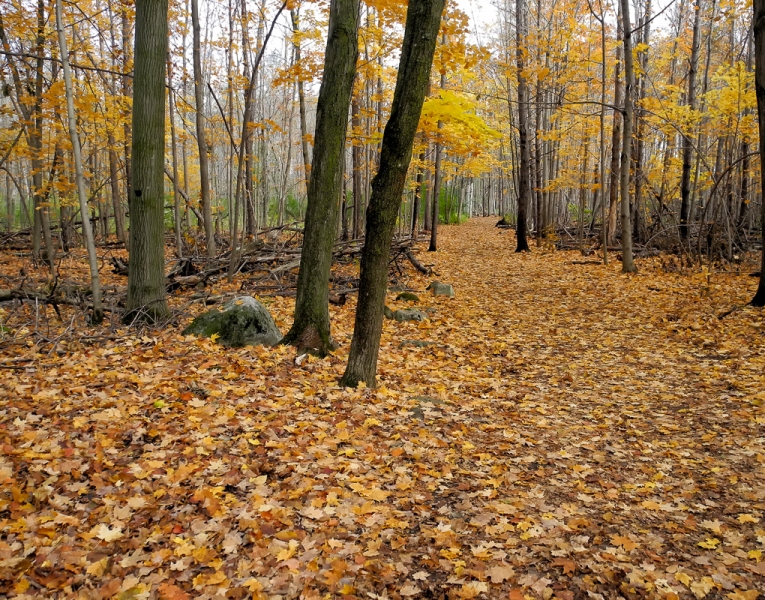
(281, 0, 360, 354)
(341, 0, 446, 387)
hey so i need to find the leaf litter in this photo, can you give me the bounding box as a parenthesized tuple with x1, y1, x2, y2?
(1, 218, 764, 599)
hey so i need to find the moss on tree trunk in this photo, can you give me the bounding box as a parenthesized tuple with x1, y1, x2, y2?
(281, 0, 360, 356)
(340, 0, 446, 388)
(124, 0, 170, 324)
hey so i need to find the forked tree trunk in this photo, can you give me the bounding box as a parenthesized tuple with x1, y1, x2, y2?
(191, 0, 215, 257)
(56, 0, 103, 323)
(751, 0, 765, 305)
(124, 0, 170, 323)
(341, 0, 445, 388)
(619, 0, 637, 272)
(281, 0, 360, 355)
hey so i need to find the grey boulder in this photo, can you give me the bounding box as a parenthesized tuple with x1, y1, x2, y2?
(182, 296, 282, 347)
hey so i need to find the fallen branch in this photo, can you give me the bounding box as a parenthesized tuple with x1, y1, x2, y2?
(404, 249, 433, 275)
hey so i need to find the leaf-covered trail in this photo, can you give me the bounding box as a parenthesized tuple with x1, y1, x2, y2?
(2, 218, 765, 599)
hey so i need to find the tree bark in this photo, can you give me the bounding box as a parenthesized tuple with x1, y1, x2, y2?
(281, 0, 360, 355)
(341, 0, 445, 388)
(56, 0, 103, 323)
(352, 95, 363, 238)
(680, 0, 702, 240)
(191, 0, 215, 257)
(124, 0, 170, 323)
(515, 0, 531, 252)
(752, 0, 765, 305)
(619, 0, 637, 272)
(608, 1, 623, 246)
(292, 9, 312, 196)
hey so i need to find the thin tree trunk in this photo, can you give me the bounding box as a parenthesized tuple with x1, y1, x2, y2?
(429, 34, 447, 253)
(352, 95, 363, 238)
(168, 64, 183, 259)
(515, 0, 531, 252)
(292, 9, 312, 194)
(680, 0, 702, 240)
(341, 0, 445, 388)
(411, 147, 425, 238)
(191, 0, 215, 257)
(56, 0, 102, 322)
(608, 0, 623, 246)
(619, 0, 637, 272)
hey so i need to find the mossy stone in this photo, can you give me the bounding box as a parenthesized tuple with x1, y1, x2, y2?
(183, 296, 282, 347)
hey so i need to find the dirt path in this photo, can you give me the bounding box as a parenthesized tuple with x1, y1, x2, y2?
(1, 218, 764, 599)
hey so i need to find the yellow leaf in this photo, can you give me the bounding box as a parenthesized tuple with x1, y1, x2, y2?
(86, 557, 109, 577)
(610, 534, 639, 551)
(698, 537, 720, 549)
(363, 487, 391, 502)
(210, 333, 220, 343)
(275, 540, 299, 561)
(675, 572, 692, 587)
(725, 591, 760, 600)
(738, 514, 760, 524)
(747, 549, 761, 561)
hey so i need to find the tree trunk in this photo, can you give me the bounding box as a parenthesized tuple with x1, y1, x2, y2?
(168, 64, 183, 259)
(619, 0, 637, 272)
(56, 0, 103, 323)
(352, 95, 363, 238)
(411, 147, 425, 237)
(191, 0, 215, 257)
(752, 0, 765, 305)
(680, 0, 702, 240)
(632, 0, 651, 244)
(292, 9, 312, 194)
(429, 35, 447, 253)
(281, 0, 360, 355)
(608, 1, 623, 246)
(341, 0, 445, 388)
(121, 7, 132, 242)
(125, 0, 170, 323)
(515, 0, 531, 252)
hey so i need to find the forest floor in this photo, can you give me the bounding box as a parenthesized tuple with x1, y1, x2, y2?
(1, 217, 765, 600)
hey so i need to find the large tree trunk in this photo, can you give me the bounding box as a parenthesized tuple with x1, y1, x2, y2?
(619, 0, 637, 272)
(515, 0, 531, 252)
(191, 0, 215, 257)
(125, 0, 170, 323)
(680, 0, 702, 240)
(341, 0, 445, 388)
(281, 0, 360, 355)
(752, 0, 765, 305)
(56, 0, 103, 323)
